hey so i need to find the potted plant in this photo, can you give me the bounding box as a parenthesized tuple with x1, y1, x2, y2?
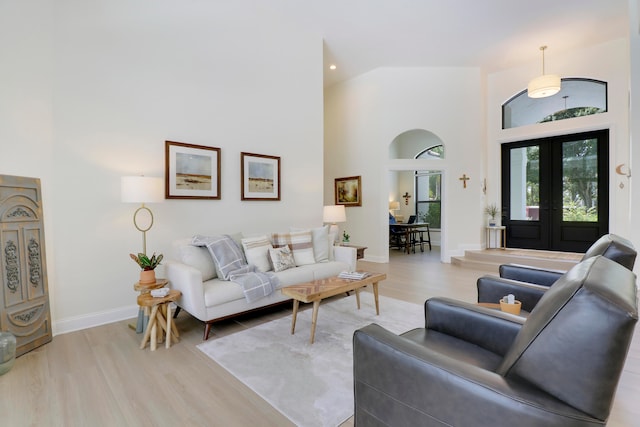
(485, 203, 500, 226)
(342, 231, 350, 244)
(130, 252, 163, 284)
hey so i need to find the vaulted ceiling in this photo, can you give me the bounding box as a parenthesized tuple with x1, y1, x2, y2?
(304, 0, 629, 87)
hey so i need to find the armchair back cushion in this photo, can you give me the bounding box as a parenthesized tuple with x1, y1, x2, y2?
(498, 256, 638, 420)
(581, 233, 636, 269)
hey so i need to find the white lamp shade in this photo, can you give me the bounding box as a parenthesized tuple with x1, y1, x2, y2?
(527, 74, 561, 98)
(323, 205, 346, 223)
(121, 176, 164, 203)
(389, 201, 400, 210)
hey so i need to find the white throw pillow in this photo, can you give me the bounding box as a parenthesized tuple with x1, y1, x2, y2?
(241, 235, 273, 272)
(268, 246, 296, 272)
(291, 225, 330, 263)
(271, 231, 316, 266)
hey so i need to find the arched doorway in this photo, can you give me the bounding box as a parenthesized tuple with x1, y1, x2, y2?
(388, 129, 445, 260)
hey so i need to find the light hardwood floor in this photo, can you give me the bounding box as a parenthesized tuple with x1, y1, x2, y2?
(2, 249, 638, 426)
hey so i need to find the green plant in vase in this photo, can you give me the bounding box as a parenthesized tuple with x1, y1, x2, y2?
(484, 203, 500, 226)
(342, 231, 350, 243)
(130, 252, 163, 284)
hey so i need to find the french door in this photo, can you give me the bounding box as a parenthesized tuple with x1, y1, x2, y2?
(501, 129, 609, 252)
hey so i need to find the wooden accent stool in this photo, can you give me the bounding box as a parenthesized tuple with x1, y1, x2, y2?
(137, 289, 181, 351)
(132, 279, 168, 333)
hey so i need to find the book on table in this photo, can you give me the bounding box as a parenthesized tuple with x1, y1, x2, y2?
(338, 271, 369, 280)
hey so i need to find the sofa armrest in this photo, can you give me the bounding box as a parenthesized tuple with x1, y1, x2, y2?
(333, 245, 357, 271)
(499, 263, 565, 286)
(353, 324, 597, 427)
(165, 260, 208, 321)
(424, 297, 523, 356)
(477, 275, 548, 312)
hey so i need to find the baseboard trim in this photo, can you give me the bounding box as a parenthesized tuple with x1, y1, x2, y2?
(53, 304, 138, 336)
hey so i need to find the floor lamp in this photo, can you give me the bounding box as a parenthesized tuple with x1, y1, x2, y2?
(121, 176, 164, 255)
(121, 175, 163, 334)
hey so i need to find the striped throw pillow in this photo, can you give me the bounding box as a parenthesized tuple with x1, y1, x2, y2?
(271, 231, 316, 266)
(241, 235, 273, 272)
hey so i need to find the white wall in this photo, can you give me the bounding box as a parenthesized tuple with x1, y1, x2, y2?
(325, 67, 484, 262)
(629, 0, 640, 262)
(1, 1, 324, 333)
(0, 1, 57, 319)
(486, 39, 632, 241)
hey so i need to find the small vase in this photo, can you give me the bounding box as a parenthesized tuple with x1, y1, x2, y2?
(139, 270, 156, 284)
(0, 331, 16, 376)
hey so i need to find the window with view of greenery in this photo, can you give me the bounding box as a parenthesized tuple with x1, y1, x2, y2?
(502, 78, 607, 129)
(415, 145, 443, 229)
(562, 139, 598, 222)
(509, 139, 599, 223)
(416, 172, 441, 228)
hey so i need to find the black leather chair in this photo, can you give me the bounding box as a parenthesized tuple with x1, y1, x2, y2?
(478, 233, 636, 312)
(389, 213, 406, 250)
(353, 256, 638, 427)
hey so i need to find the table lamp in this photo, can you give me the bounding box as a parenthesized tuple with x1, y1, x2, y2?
(389, 201, 400, 216)
(323, 205, 346, 244)
(121, 176, 164, 255)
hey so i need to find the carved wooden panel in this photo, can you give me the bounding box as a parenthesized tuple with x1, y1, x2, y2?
(0, 175, 52, 357)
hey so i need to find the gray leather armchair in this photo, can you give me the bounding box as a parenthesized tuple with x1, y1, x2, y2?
(353, 256, 638, 426)
(478, 233, 636, 312)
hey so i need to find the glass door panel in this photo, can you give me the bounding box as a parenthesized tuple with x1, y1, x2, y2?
(562, 139, 598, 222)
(509, 146, 539, 221)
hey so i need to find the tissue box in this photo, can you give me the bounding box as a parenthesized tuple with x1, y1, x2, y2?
(500, 300, 522, 315)
(150, 287, 170, 298)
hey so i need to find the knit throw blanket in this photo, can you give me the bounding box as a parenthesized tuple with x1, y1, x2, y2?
(192, 235, 279, 303)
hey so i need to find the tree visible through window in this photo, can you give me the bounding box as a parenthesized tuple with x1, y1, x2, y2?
(562, 138, 598, 222)
(502, 78, 607, 129)
(415, 145, 443, 228)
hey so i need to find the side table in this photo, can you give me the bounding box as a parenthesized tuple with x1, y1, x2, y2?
(137, 289, 181, 351)
(485, 226, 506, 249)
(133, 278, 168, 333)
(341, 244, 367, 260)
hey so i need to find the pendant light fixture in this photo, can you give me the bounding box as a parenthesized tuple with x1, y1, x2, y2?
(527, 45, 561, 98)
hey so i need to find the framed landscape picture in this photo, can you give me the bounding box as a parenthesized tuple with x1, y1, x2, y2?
(335, 175, 361, 206)
(241, 152, 281, 201)
(165, 141, 221, 199)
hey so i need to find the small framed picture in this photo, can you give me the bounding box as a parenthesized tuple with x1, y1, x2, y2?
(241, 152, 281, 201)
(165, 141, 221, 199)
(335, 176, 362, 206)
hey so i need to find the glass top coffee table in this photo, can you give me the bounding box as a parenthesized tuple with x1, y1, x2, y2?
(281, 272, 387, 344)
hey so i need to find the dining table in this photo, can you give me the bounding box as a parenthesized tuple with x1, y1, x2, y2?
(390, 222, 431, 253)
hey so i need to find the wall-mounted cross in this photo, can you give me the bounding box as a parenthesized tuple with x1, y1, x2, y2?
(402, 192, 411, 205)
(459, 174, 470, 189)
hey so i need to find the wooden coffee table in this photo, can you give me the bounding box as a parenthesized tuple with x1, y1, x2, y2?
(281, 272, 386, 344)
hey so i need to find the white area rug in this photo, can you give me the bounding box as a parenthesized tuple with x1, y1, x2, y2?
(197, 295, 424, 427)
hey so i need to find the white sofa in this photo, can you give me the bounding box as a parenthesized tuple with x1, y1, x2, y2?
(165, 228, 357, 340)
